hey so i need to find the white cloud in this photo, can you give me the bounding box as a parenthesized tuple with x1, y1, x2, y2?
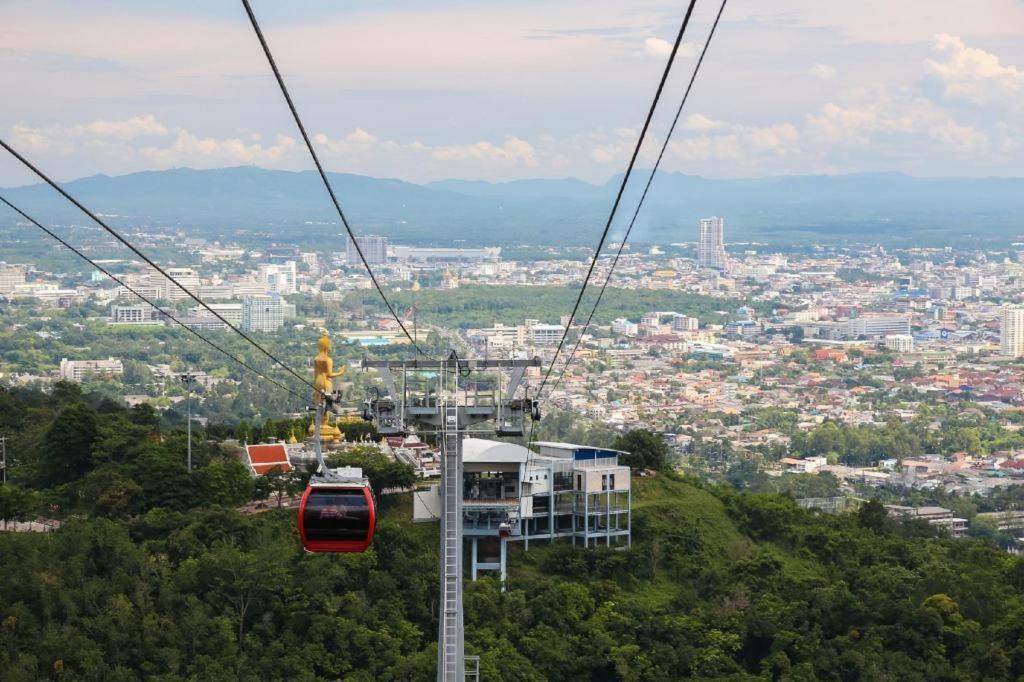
(74, 115, 168, 140)
(925, 33, 1023, 104)
(667, 122, 799, 163)
(9, 115, 170, 154)
(928, 120, 988, 153)
(641, 37, 697, 60)
(139, 130, 298, 166)
(682, 114, 726, 132)
(749, 123, 800, 149)
(808, 63, 835, 79)
(644, 37, 672, 59)
(430, 137, 538, 166)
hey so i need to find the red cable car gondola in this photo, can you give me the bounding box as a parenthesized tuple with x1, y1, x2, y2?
(298, 468, 376, 553)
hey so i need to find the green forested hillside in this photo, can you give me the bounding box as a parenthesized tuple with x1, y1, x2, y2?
(2, 383, 1023, 680)
(3, 474, 1024, 679)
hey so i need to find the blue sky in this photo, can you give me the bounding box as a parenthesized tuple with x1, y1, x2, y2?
(1, 0, 1022, 185)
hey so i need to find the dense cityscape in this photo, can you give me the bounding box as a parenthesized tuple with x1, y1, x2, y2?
(6, 215, 1024, 545)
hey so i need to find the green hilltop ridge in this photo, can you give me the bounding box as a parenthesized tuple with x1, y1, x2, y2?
(2, 384, 1023, 680)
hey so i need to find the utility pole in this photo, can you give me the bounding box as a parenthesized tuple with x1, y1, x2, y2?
(362, 356, 540, 682)
(0, 436, 7, 484)
(178, 372, 196, 472)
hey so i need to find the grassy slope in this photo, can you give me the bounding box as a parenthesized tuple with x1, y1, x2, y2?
(378, 474, 824, 608)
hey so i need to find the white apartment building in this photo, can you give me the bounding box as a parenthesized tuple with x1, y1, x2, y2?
(611, 318, 639, 336)
(472, 323, 528, 352)
(347, 235, 389, 265)
(259, 261, 297, 295)
(189, 302, 243, 326)
(846, 314, 911, 339)
(59, 358, 124, 382)
(158, 267, 201, 301)
(241, 295, 284, 332)
(232, 281, 271, 298)
(697, 217, 727, 270)
(884, 334, 915, 353)
(1001, 305, 1024, 357)
(530, 323, 565, 346)
(672, 314, 699, 332)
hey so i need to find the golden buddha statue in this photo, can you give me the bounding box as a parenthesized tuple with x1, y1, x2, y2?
(309, 332, 345, 442)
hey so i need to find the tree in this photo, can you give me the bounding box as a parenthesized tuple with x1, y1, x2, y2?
(255, 466, 302, 508)
(328, 445, 417, 497)
(0, 484, 36, 529)
(40, 402, 99, 486)
(612, 429, 670, 471)
(196, 459, 254, 508)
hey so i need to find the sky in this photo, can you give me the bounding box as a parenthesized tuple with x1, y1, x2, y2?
(1, 0, 1023, 186)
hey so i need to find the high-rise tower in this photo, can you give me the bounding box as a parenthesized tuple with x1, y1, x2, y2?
(697, 217, 726, 270)
(1001, 305, 1024, 357)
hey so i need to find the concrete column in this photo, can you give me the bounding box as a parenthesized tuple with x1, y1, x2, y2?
(606, 489, 611, 547)
(471, 537, 478, 581)
(499, 538, 507, 591)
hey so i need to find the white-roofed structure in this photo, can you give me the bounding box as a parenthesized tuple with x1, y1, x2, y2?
(414, 437, 632, 583)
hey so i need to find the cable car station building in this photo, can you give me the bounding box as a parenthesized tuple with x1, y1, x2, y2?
(414, 439, 631, 582)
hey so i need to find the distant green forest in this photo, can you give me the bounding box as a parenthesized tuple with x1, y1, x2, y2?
(350, 285, 766, 328)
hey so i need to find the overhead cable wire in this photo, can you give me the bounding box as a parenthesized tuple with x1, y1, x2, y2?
(542, 0, 729, 404)
(239, 0, 428, 358)
(535, 0, 699, 397)
(0, 195, 308, 403)
(0, 138, 322, 398)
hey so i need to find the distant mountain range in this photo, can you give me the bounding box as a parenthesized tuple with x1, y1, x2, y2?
(3, 166, 1023, 248)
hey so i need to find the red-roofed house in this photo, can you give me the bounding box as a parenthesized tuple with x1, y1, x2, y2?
(245, 443, 293, 476)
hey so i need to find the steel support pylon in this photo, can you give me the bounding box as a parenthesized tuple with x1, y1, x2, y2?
(438, 402, 464, 681)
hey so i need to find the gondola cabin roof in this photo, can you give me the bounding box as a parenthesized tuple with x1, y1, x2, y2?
(246, 443, 293, 475)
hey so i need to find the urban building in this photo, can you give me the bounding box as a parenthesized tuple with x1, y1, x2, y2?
(259, 261, 297, 295)
(611, 318, 639, 336)
(241, 295, 284, 332)
(846, 314, 911, 339)
(884, 505, 968, 537)
(697, 217, 727, 270)
(1000, 305, 1024, 357)
(300, 252, 319, 272)
(58, 357, 124, 382)
(0, 263, 27, 294)
(231, 281, 270, 298)
(530, 323, 565, 346)
(161, 267, 201, 301)
(109, 304, 155, 324)
(413, 439, 631, 582)
(470, 323, 528, 353)
(188, 302, 243, 326)
(672, 314, 699, 332)
(388, 245, 501, 264)
(347, 235, 389, 266)
(885, 334, 915, 353)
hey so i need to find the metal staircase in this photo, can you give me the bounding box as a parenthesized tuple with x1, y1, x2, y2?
(439, 403, 464, 681)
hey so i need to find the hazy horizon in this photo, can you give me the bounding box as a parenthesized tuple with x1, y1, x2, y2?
(2, 0, 1023, 186)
